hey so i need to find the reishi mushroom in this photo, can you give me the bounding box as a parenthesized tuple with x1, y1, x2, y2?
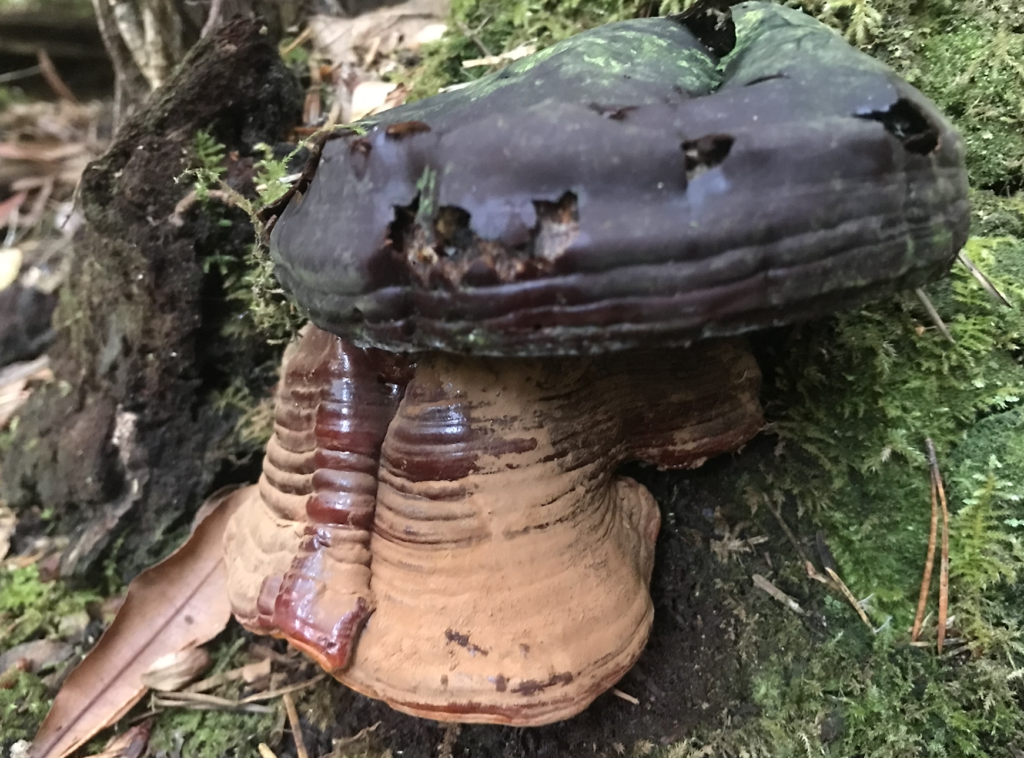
(223, 2, 969, 726)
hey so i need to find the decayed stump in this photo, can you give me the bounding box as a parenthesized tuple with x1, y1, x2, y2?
(0, 20, 301, 579)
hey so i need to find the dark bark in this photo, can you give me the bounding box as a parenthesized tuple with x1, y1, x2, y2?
(1, 20, 302, 581)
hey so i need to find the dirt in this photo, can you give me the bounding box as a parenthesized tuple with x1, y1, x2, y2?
(294, 444, 781, 758)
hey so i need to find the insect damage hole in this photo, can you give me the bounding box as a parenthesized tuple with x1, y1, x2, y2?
(532, 192, 579, 263)
(682, 134, 734, 182)
(856, 98, 940, 155)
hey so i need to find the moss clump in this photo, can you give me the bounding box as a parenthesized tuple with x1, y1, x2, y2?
(846, 1, 1024, 193)
(147, 709, 275, 758)
(910, 25, 1024, 191)
(0, 671, 49, 750)
(762, 233, 1024, 617)
(0, 565, 101, 653)
(743, 626, 1023, 755)
(654, 228, 1024, 754)
(409, 0, 688, 98)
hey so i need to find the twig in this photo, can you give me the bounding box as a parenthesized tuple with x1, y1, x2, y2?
(804, 560, 834, 586)
(456, 19, 494, 59)
(824, 567, 872, 629)
(927, 439, 951, 653)
(915, 288, 954, 343)
(764, 498, 811, 567)
(186, 657, 271, 693)
(258, 743, 278, 758)
(36, 49, 79, 104)
(280, 27, 314, 57)
(752, 574, 805, 615)
(240, 674, 327, 703)
(462, 43, 537, 69)
(200, 0, 224, 39)
(282, 693, 309, 758)
(0, 64, 43, 84)
(151, 691, 275, 714)
(958, 252, 1012, 307)
(912, 450, 940, 642)
(611, 687, 640, 705)
(331, 722, 381, 752)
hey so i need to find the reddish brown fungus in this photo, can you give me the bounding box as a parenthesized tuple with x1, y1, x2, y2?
(225, 325, 762, 724)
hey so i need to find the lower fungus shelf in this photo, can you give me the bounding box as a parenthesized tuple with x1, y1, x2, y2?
(223, 324, 762, 725)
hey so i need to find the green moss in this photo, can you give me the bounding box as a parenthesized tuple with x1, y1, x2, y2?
(148, 709, 275, 758)
(0, 671, 50, 749)
(409, 0, 691, 98)
(911, 25, 1024, 191)
(0, 565, 101, 653)
(658, 232, 1024, 754)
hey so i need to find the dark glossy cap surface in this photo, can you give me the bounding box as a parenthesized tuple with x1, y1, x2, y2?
(270, 1, 969, 355)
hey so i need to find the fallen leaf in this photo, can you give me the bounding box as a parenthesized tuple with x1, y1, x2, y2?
(0, 246, 23, 289)
(0, 356, 53, 433)
(29, 485, 256, 758)
(82, 720, 152, 758)
(0, 501, 15, 562)
(140, 647, 211, 692)
(350, 81, 399, 121)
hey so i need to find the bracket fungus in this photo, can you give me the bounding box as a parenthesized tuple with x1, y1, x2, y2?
(223, 2, 969, 726)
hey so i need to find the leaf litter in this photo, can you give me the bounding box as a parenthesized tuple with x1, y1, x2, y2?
(28, 486, 254, 758)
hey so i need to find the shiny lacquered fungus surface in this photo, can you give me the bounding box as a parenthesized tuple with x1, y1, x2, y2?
(268, 1, 969, 356)
(225, 0, 971, 727)
(224, 325, 763, 724)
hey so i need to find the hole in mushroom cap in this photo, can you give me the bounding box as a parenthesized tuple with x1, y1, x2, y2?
(674, 0, 738, 57)
(531, 192, 579, 263)
(588, 103, 639, 121)
(856, 98, 940, 155)
(682, 134, 734, 182)
(381, 192, 581, 290)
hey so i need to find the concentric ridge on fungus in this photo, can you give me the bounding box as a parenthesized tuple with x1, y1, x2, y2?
(268, 2, 969, 356)
(225, 326, 763, 724)
(224, 0, 971, 726)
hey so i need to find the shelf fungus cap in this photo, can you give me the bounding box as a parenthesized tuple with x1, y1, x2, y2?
(269, 1, 969, 356)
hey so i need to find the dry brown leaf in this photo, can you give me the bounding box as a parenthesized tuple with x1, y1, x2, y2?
(81, 720, 152, 758)
(29, 485, 257, 758)
(0, 501, 15, 562)
(139, 647, 211, 692)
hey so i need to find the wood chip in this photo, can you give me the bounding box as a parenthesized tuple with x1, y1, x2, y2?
(610, 687, 640, 705)
(752, 574, 804, 615)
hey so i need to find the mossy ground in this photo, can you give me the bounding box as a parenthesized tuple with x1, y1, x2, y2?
(4, 0, 1024, 755)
